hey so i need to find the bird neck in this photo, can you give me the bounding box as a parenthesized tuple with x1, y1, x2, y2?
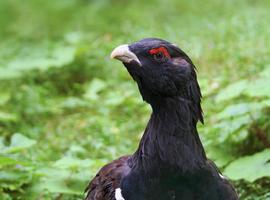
(131, 96, 206, 174)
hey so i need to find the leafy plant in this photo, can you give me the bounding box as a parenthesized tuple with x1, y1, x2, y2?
(206, 66, 270, 185)
(224, 149, 270, 182)
(1, 0, 270, 199)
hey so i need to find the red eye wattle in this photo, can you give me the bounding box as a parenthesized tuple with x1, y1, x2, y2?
(149, 47, 171, 59)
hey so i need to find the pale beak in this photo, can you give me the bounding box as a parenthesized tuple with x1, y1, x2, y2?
(110, 44, 141, 66)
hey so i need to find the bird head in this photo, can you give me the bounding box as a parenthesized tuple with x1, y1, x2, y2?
(111, 38, 203, 122)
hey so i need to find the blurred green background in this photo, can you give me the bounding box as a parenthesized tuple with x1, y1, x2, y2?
(1, 0, 270, 199)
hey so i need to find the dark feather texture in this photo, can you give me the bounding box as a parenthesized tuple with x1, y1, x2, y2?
(85, 38, 238, 200)
(85, 156, 130, 200)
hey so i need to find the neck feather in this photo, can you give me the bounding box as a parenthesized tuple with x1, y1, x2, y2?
(130, 96, 206, 173)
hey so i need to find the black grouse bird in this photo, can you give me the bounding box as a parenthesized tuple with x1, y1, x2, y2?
(85, 38, 238, 200)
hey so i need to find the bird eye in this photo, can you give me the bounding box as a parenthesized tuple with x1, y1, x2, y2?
(153, 52, 165, 61)
(149, 47, 171, 62)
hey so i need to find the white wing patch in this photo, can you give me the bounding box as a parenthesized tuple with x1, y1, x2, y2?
(219, 173, 226, 179)
(115, 188, 125, 200)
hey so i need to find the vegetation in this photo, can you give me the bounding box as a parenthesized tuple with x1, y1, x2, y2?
(0, 0, 270, 199)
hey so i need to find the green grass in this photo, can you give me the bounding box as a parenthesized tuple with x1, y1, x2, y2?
(0, 0, 270, 199)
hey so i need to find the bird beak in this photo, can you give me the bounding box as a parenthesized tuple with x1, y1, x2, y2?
(110, 44, 141, 66)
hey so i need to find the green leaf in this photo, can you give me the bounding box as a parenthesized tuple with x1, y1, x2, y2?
(0, 137, 5, 149)
(60, 97, 88, 110)
(215, 115, 250, 143)
(37, 178, 81, 195)
(231, 129, 249, 143)
(0, 155, 30, 167)
(0, 171, 28, 182)
(217, 103, 262, 119)
(245, 79, 270, 98)
(105, 91, 126, 106)
(34, 166, 91, 195)
(84, 78, 107, 100)
(0, 112, 17, 122)
(0, 156, 19, 167)
(259, 66, 270, 78)
(0, 45, 76, 80)
(206, 145, 236, 167)
(0, 192, 12, 200)
(53, 157, 93, 169)
(3, 133, 36, 153)
(10, 133, 36, 148)
(0, 93, 10, 106)
(215, 80, 248, 102)
(224, 149, 270, 182)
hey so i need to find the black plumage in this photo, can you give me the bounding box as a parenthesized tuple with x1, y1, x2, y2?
(85, 38, 238, 200)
